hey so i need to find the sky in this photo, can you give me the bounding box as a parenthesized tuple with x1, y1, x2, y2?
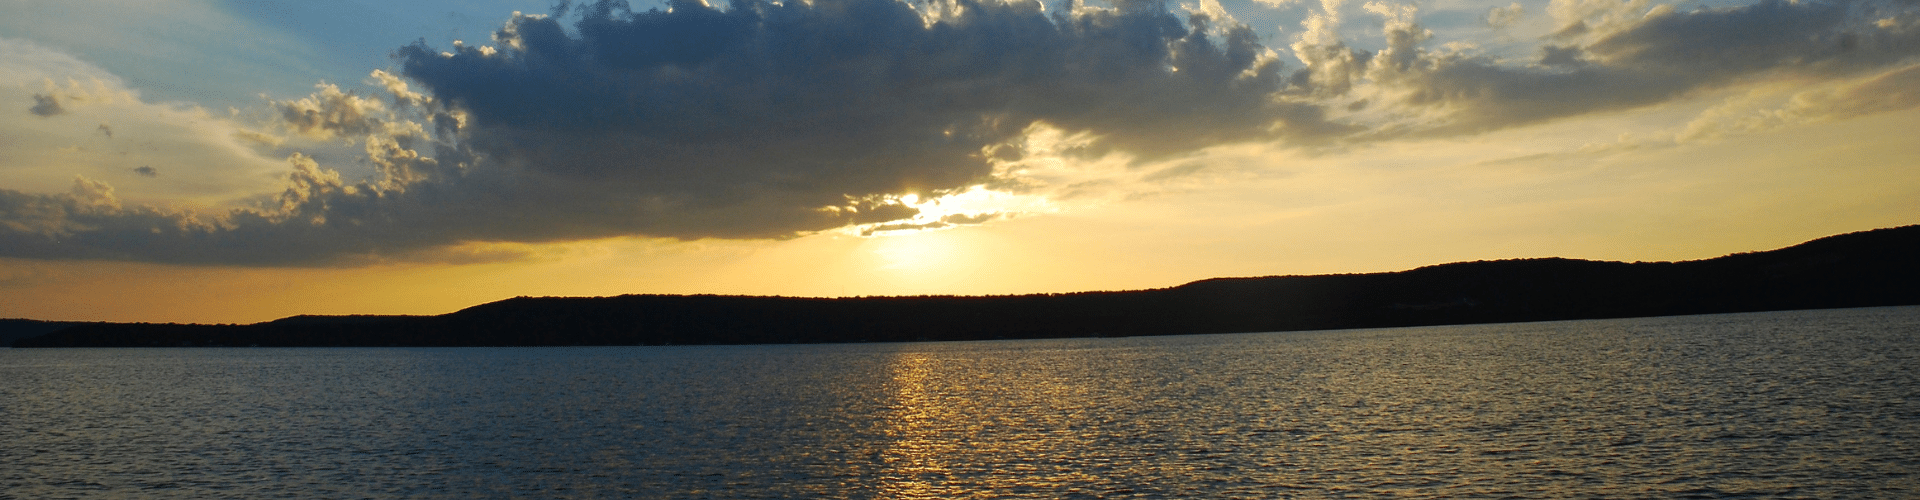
(3, 0, 1918, 323)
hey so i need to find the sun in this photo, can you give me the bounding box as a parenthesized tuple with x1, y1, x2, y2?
(872, 229, 958, 273)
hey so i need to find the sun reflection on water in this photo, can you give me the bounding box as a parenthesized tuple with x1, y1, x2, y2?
(871, 344, 1143, 498)
(875, 351, 962, 498)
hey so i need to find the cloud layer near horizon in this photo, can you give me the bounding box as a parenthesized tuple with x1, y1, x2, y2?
(4, 0, 1920, 265)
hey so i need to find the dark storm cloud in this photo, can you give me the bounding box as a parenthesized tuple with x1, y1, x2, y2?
(395, 0, 1311, 195)
(0, 0, 1309, 265)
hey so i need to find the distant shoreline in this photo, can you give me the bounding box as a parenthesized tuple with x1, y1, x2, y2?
(12, 224, 1919, 348)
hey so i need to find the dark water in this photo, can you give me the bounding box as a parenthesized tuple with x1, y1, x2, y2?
(3, 307, 1917, 499)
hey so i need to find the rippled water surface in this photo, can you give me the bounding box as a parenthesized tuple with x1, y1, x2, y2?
(4, 307, 1918, 498)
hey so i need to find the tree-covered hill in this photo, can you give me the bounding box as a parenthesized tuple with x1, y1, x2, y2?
(15, 225, 1919, 347)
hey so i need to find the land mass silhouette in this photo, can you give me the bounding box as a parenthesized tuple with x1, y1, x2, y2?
(11, 225, 1920, 347)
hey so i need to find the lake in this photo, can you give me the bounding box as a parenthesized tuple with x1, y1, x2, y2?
(3, 306, 1917, 498)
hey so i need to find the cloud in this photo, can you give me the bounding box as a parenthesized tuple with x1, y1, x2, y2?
(2, 40, 290, 204)
(1485, 2, 1525, 28)
(863, 210, 1008, 234)
(5, 0, 1920, 266)
(941, 212, 1004, 225)
(28, 93, 63, 116)
(1778, 63, 1920, 121)
(133, 166, 158, 177)
(1537, 44, 1584, 66)
(1310, 0, 1920, 136)
(1, 0, 1319, 265)
(1679, 62, 1920, 141)
(862, 221, 951, 235)
(276, 83, 387, 140)
(398, 0, 1315, 182)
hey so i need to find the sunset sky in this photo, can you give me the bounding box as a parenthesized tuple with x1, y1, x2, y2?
(4, 0, 1918, 323)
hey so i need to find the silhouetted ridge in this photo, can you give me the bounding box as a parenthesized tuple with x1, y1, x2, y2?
(265, 315, 425, 325)
(0, 319, 80, 347)
(13, 225, 1919, 347)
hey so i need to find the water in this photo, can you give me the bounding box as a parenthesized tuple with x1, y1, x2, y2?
(3, 307, 1917, 499)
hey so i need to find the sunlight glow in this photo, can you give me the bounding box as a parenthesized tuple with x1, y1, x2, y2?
(844, 122, 1131, 238)
(873, 230, 958, 271)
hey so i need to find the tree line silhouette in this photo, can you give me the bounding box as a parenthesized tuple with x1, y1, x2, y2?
(12, 225, 1919, 347)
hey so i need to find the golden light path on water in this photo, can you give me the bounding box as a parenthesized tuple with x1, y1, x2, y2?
(877, 352, 959, 498)
(877, 349, 1121, 498)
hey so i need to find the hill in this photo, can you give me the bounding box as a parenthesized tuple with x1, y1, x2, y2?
(0, 319, 80, 347)
(14, 224, 1920, 347)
